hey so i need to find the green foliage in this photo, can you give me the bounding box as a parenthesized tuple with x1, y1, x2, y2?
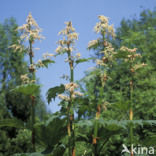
(46, 84, 65, 103)
(11, 129, 32, 154)
(41, 59, 55, 68)
(76, 8, 156, 155)
(11, 84, 41, 96)
(1, 8, 156, 156)
(5, 92, 31, 121)
(13, 153, 44, 156)
(35, 114, 66, 154)
(0, 17, 47, 156)
(0, 118, 24, 128)
(75, 57, 94, 65)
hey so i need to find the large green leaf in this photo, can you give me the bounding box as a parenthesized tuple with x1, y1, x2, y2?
(98, 119, 156, 130)
(0, 118, 24, 128)
(13, 153, 45, 156)
(11, 84, 40, 96)
(76, 119, 93, 128)
(35, 114, 66, 154)
(46, 84, 65, 103)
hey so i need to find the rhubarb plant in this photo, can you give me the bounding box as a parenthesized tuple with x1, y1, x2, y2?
(87, 15, 116, 155)
(10, 13, 54, 152)
(47, 21, 85, 156)
(119, 46, 147, 156)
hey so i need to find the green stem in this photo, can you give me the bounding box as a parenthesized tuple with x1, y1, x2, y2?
(93, 107, 100, 156)
(67, 44, 75, 156)
(92, 34, 105, 156)
(130, 64, 134, 156)
(29, 39, 36, 152)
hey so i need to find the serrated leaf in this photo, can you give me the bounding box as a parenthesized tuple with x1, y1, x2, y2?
(46, 84, 65, 103)
(42, 59, 55, 68)
(11, 84, 40, 96)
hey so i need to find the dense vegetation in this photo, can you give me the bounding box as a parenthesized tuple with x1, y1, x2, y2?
(0, 8, 156, 156)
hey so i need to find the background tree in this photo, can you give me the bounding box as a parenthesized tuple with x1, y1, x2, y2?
(78, 8, 156, 155)
(0, 17, 33, 156)
(0, 17, 47, 155)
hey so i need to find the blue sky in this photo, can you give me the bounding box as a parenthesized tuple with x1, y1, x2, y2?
(0, 0, 155, 112)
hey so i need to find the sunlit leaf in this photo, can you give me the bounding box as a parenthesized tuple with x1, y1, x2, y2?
(11, 84, 40, 96)
(46, 84, 65, 103)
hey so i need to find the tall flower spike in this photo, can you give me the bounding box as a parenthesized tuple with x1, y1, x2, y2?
(94, 15, 115, 38)
(88, 15, 115, 50)
(18, 12, 44, 41)
(56, 21, 78, 55)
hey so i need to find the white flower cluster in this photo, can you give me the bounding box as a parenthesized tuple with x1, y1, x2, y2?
(58, 21, 76, 36)
(96, 42, 115, 66)
(18, 12, 44, 41)
(120, 46, 147, 72)
(58, 82, 83, 101)
(9, 13, 44, 53)
(55, 21, 78, 55)
(120, 46, 137, 53)
(120, 46, 141, 61)
(64, 82, 78, 92)
(94, 15, 115, 38)
(20, 74, 36, 84)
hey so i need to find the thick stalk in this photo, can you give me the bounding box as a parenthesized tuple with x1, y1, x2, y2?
(29, 39, 36, 152)
(93, 105, 100, 156)
(93, 35, 105, 156)
(70, 57, 75, 156)
(67, 44, 75, 156)
(130, 80, 133, 156)
(129, 63, 134, 156)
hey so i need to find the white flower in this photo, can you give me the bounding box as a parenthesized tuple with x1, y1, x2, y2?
(55, 46, 62, 53)
(73, 91, 83, 96)
(68, 32, 78, 40)
(37, 59, 45, 67)
(20, 74, 30, 84)
(58, 21, 75, 36)
(120, 46, 137, 53)
(42, 52, 54, 59)
(65, 82, 78, 92)
(98, 15, 109, 24)
(88, 40, 98, 49)
(58, 94, 70, 101)
(96, 59, 103, 65)
(75, 53, 81, 59)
